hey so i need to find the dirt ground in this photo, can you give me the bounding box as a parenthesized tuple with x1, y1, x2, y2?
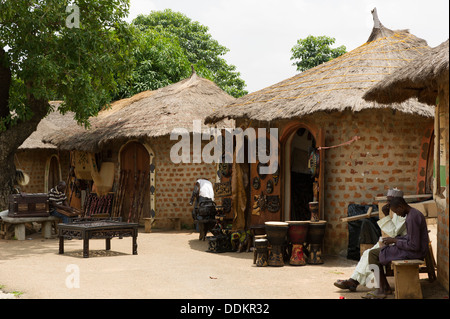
(0, 224, 448, 300)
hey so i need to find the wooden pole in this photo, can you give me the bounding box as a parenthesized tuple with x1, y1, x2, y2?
(340, 207, 377, 223)
(128, 170, 139, 223)
(137, 171, 150, 221)
(117, 170, 129, 220)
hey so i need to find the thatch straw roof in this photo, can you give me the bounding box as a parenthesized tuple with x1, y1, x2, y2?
(205, 9, 434, 125)
(44, 71, 235, 152)
(18, 101, 77, 150)
(363, 39, 449, 106)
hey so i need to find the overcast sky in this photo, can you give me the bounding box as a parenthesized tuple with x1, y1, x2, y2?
(126, 0, 449, 94)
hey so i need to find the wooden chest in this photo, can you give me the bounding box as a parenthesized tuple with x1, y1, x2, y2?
(8, 193, 50, 218)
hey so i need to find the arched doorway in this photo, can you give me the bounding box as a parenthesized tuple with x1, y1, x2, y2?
(45, 154, 61, 192)
(288, 128, 316, 220)
(119, 141, 155, 223)
(281, 122, 324, 221)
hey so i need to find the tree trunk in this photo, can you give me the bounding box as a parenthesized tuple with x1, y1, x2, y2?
(0, 122, 49, 209)
(0, 149, 16, 211)
(0, 102, 48, 210)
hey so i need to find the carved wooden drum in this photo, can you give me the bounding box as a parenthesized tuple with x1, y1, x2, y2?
(265, 221, 288, 267)
(254, 238, 269, 267)
(306, 220, 327, 264)
(287, 221, 309, 266)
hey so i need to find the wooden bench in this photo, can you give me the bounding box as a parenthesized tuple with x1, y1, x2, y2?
(1, 216, 60, 240)
(143, 217, 181, 233)
(392, 259, 424, 299)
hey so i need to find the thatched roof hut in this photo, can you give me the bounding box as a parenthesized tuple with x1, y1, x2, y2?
(205, 8, 434, 124)
(18, 101, 76, 150)
(363, 39, 449, 105)
(44, 71, 235, 152)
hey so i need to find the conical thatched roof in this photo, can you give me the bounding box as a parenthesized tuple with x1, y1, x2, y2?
(44, 71, 236, 152)
(363, 39, 449, 106)
(18, 101, 77, 150)
(205, 9, 434, 124)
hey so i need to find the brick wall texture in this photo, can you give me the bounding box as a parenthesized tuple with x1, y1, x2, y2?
(151, 137, 217, 228)
(104, 136, 218, 229)
(14, 149, 71, 193)
(313, 109, 434, 255)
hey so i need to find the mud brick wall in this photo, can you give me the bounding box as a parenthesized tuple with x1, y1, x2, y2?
(105, 137, 218, 229)
(151, 137, 218, 229)
(14, 149, 71, 194)
(302, 109, 434, 255)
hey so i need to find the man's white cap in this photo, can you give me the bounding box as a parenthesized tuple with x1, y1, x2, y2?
(387, 187, 404, 198)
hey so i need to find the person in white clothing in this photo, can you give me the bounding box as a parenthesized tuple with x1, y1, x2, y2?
(197, 179, 215, 202)
(189, 178, 216, 240)
(189, 178, 214, 206)
(334, 188, 406, 291)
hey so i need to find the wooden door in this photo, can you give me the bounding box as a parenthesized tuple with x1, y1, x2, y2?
(120, 142, 150, 222)
(249, 132, 282, 225)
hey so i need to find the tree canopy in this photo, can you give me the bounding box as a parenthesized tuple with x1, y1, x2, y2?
(0, 0, 135, 128)
(0, 0, 135, 209)
(291, 35, 347, 72)
(115, 9, 247, 99)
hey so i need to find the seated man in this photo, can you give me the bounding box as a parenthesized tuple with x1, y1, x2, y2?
(334, 188, 406, 292)
(49, 181, 76, 223)
(364, 195, 429, 299)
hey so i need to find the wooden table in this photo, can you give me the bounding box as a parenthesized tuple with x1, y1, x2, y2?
(57, 220, 138, 258)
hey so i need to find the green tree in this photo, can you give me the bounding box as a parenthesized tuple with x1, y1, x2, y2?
(291, 35, 347, 72)
(126, 9, 247, 98)
(114, 29, 191, 99)
(0, 0, 135, 209)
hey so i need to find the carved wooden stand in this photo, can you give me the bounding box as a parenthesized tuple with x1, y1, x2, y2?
(57, 220, 138, 258)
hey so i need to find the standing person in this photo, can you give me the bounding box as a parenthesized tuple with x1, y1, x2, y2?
(49, 181, 76, 223)
(189, 178, 215, 206)
(334, 188, 406, 292)
(189, 178, 216, 240)
(363, 194, 429, 299)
